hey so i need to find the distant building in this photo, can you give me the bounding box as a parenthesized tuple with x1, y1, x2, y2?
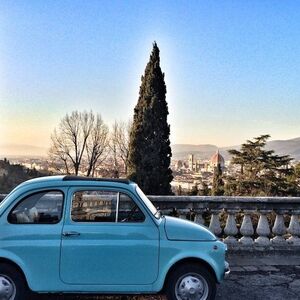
(175, 160, 183, 171)
(188, 154, 194, 171)
(210, 150, 225, 170)
(187, 154, 203, 172)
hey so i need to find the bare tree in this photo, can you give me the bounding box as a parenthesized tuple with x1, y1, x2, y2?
(48, 130, 71, 174)
(110, 120, 132, 176)
(86, 115, 109, 177)
(49, 111, 109, 176)
(109, 122, 120, 178)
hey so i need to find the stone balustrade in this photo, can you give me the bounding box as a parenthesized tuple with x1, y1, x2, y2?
(1, 193, 300, 250)
(148, 196, 300, 249)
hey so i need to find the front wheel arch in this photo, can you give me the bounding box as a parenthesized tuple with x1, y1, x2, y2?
(162, 257, 217, 293)
(163, 261, 216, 300)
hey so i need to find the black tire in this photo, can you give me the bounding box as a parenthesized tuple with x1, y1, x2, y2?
(0, 263, 30, 300)
(165, 263, 216, 300)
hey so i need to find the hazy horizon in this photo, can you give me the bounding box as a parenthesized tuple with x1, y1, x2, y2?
(1, 135, 300, 158)
(1, 1, 300, 150)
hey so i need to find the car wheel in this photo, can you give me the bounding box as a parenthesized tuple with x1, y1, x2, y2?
(165, 263, 216, 300)
(0, 263, 29, 300)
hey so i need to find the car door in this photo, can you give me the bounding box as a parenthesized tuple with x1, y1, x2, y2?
(3, 189, 65, 289)
(60, 186, 159, 285)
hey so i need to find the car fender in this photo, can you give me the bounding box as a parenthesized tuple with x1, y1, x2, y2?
(0, 249, 34, 290)
(155, 244, 224, 291)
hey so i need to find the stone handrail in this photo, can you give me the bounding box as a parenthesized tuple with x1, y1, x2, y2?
(1, 193, 300, 249)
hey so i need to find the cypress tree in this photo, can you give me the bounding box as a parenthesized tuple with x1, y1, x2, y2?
(128, 42, 173, 195)
(212, 163, 224, 196)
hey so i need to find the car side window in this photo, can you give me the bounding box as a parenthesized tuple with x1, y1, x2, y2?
(8, 190, 64, 224)
(71, 190, 117, 222)
(71, 190, 145, 223)
(118, 193, 145, 223)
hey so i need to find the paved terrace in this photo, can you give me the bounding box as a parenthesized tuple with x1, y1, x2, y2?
(1, 194, 300, 299)
(34, 260, 300, 300)
(33, 249, 300, 299)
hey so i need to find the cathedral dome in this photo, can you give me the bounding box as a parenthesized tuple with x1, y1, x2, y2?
(210, 150, 225, 168)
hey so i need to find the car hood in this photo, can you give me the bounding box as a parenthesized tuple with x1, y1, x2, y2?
(163, 216, 216, 241)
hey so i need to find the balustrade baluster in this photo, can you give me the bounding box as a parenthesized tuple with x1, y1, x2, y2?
(209, 210, 222, 237)
(255, 210, 271, 246)
(194, 211, 205, 225)
(239, 210, 254, 245)
(178, 211, 186, 219)
(271, 210, 287, 244)
(287, 210, 300, 245)
(224, 209, 239, 244)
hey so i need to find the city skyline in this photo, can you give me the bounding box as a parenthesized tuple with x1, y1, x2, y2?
(1, 1, 300, 152)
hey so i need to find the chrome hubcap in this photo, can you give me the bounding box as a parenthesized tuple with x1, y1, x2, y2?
(0, 275, 16, 300)
(175, 273, 209, 300)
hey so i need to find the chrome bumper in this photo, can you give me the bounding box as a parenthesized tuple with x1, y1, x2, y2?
(224, 261, 230, 278)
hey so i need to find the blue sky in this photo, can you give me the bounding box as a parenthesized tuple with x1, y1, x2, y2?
(1, 0, 300, 150)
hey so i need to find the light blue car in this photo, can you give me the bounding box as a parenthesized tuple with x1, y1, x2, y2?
(0, 176, 229, 300)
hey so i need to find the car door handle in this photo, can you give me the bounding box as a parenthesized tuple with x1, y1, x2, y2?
(62, 231, 80, 237)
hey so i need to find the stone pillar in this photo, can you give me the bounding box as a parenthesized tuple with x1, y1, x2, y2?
(209, 210, 222, 237)
(224, 209, 239, 244)
(194, 212, 205, 225)
(239, 210, 254, 245)
(271, 210, 287, 244)
(287, 210, 300, 245)
(255, 210, 271, 246)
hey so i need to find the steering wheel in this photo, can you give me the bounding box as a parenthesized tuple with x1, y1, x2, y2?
(121, 204, 138, 222)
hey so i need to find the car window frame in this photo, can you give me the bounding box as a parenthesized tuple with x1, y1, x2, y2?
(71, 189, 119, 223)
(69, 187, 146, 224)
(7, 189, 65, 225)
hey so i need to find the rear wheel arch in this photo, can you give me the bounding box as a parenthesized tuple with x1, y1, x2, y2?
(0, 257, 29, 288)
(0, 258, 31, 299)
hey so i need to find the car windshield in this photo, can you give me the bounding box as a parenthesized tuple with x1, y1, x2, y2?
(136, 186, 160, 219)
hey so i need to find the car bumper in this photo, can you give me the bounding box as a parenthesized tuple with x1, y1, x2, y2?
(224, 261, 230, 278)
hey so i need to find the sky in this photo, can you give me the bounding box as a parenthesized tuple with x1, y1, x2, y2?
(1, 0, 300, 154)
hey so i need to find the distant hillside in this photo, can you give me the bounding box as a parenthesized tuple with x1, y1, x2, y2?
(172, 137, 300, 161)
(0, 144, 47, 158)
(172, 144, 219, 160)
(0, 159, 49, 193)
(266, 137, 300, 159)
(1, 137, 300, 161)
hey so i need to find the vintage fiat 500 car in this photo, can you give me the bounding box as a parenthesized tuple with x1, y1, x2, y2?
(0, 176, 229, 300)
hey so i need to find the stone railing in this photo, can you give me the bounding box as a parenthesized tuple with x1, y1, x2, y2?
(1, 193, 300, 250)
(149, 196, 300, 250)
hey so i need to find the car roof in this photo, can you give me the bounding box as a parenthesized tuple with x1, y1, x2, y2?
(63, 175, 130, 184)
(14, 175, 133, 191)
